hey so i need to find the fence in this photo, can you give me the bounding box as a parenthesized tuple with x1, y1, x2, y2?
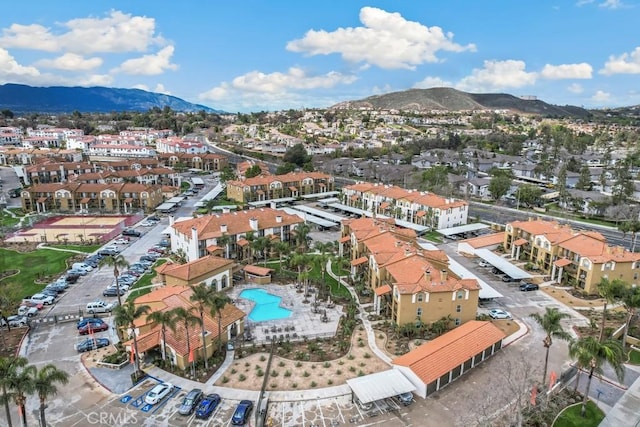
(28, 310, 109, 327)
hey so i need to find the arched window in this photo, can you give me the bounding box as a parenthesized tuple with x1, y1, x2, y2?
(221, 276, 228, 289)
(211, 279, 218, 290)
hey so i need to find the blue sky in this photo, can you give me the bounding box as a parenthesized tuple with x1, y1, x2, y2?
(1, 1, 640, 112)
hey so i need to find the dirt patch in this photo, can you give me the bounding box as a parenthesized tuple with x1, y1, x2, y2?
(0, 326, 28, 357)
(490, 319, 521, 337)
(541, 286, 606, 309)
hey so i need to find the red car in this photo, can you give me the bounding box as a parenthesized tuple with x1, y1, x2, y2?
(21, 301, 44, 310)
(78, 322, 109, 335)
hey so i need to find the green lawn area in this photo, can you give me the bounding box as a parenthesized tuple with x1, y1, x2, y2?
(308, 257, 351, 299)
(421, 231, 443, 243)
(553, 401, 605, 427)
(7, 208, 25, 216)
(0, 248, 76, 300)
(127, 258, 167, 301)
(629, 349, 640, 365)
(0, 211, 21, 228)
(47, 244, 100, 253)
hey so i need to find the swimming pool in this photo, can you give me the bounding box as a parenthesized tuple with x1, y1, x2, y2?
(240, 288, 292, 322)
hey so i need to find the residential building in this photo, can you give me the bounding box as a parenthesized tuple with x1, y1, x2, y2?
(168, 208, 303, 262)
(504, 218, 640, 293)
(155, 255, 235, 292)
(226, 172, 335, 204)
(158, 152, 228, 172)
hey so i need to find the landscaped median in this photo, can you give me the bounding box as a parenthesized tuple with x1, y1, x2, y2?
(126, 259, 168, 301)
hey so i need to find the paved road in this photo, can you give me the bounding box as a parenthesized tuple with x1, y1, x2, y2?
(0, 165, 22, 207)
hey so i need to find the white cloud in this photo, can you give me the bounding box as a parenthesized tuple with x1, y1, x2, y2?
(286, 7, 475, 70)
(413, 76, 453, 89)
(75, 74, 113, 87)
(567, 83, 584, 94)
(112, 46, 178, 76)
(592, 90, 611, 102)
(540, 63, 593, 79)
(0, 11, 163, 55)
(601, 47, 640, 75)
(153, 83, 170, 94)
(35, 53, 102, 71)
(229, 67, 357, 93)
(0, 48, 40, 83)
(599, 0, 623, 8)
(456, 60, 537, 92)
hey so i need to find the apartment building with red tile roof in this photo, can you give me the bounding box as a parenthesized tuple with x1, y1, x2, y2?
(155, 255, 235, 291)
(505, 218, 640, 293)
(393, 320, 506, 398)
(157, 152, 228, 172)
(342, 182, 468, 229)
(168, 207, 303, 262)
(226, 171, 334, 203)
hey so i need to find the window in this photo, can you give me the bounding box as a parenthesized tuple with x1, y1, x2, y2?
(635, 273, 639, 280)
(457, 291, 464, 299)
(456, 305, 462, 313)
(221, 276, 228, 289)
(416, 308, 422, 317)
(417, 294, 423, 302)
(455, 318, 461, 326)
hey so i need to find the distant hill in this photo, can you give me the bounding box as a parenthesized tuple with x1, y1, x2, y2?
(332, 87, 592, 118)
(0, 83, 223, 114)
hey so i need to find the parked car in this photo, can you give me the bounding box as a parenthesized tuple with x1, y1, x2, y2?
(122, 229, 141, 237)
(178, 388, 203, 415)
(158, 239, 170, 248)
(108, 282, 130, 292)
(519, 282, 540, 292)
(76, 337, 110, 352)
(355, 397, 373, 411)
(489, 309, 512, 319)
(478, 260, 490, 267)
(140, 254, 159, 262)
(18, 305, 39, 317)
(491, 267, 503, 275)
(139, 221, 155, 227)
(501, 275, 516, 282)
(77, 318, 106, 330)
(103, 287, 126, 297)
(67, 268, 88, 276)
(1, 315, 28, 328)
(30, 293, 55, 305)
(20, 301, 44, 310)
(78, 322, 109, 335)
(195, 393, 221, 419)
(86, 301, 115, 314)
(231, 400, 253, 425)
(144, 383, 174, 405)
(65, 273, 80, 283)
(102, 245, 120, 253)
(113, 237, 130, 245)
(397, 392, 414, 406)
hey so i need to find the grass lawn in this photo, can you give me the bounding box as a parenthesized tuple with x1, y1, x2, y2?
(629, 349, 640, 365)
(0, 248, 76, 299)
(308, 257, 351, 299)
(47, 244, 100, 253)
(421, 231, 443, 243)
(553, 401, 604, 427)
(7, 208, 25, 216)
(0, 211, 21, 228)
(127, 258, 167, 301)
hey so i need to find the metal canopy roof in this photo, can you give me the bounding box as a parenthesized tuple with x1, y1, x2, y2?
(279, 208, 337, 228)
(155, 202, 177, 211)
(191, 177, 205, 185)
(201, 183, 225, 202)
(328, 203, 428, 233)
(291, 204, 345, 222)
(167, 196, 185, 204)
(347, 370, 415, 404)
(437, 223, 489, 236)
(301, 191, 340, 199)
(475, 248, 533, 279)
(248, 197, 295, 207)
(417, 242, 503, 299)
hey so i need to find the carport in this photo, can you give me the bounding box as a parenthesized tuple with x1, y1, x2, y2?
(437, 223, 489, 237)
(346, 369, 416, 405)
(475, 248, 532, 280)
(155, 202, 177, 213)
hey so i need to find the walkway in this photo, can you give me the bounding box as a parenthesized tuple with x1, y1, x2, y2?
(36, 242, 91, 254)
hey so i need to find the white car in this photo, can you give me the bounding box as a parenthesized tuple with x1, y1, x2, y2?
(489, 309, 512, 319)
(103, 245, 120, 253)
(86, 300, 116, 314)
(1, 315, 28, 328)
(18, 306, 39, 317)
(145, 383, 174, 405)
(478, 260, 490, 267)
(139, 221, 155, 227)
(30, 293, 55, 305)
(113, 238, 130, 245)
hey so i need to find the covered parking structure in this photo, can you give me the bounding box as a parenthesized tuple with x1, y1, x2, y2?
(290, 204, 345, 222)
(301, 190, 340, 199)
(248, 197, 296, 207)
(328, 203, 429, 234)
(437, 223, 489, 238)
(475, 248, 532, 280)
(346, 369, 416, 405)
(155, 201, 178, 213)
(279, 207, 338, 229)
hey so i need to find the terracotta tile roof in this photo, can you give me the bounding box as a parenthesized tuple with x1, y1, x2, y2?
(554, 258, 572, 267)
(339, 236, 350, 243)
(155, 256, 233, 281)
(243, 265, 273, 276)
(344, 182, 468, 210)
(513, 238, 528, 246)
(461, 233, 506, 248)
(393, 321, 506, 384)
(350, 256, 368, 266)
(374, 284, 392, 296)
(386, 254, 480, 294)
(227, 171, 331, 188)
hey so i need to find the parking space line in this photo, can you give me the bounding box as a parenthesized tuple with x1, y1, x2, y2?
(282, 402, 286, 427)
(299, 401, 306, 426)
(316, 399, 327, 427)
(333, 398, 345, 424)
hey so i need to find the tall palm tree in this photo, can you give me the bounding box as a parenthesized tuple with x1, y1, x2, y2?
(293, 223, 311, 253)
(114, 300, 151, 373)
(569, 336, 625, 417)
(209, 292, 232, 353)
(217, 233, 232, 259)
(33, 364, 69, 427)
(189, 283, 215, 369)
(7, 363, 35, 427)
(0, 356, 29, 427)
(530, 307, 572, 386)
(146, 309, 177, 364)
(98, 254, 130, 307)
(171, 306, 199, 375)
(596, 278, 625, 342)
(272, 241, 290, 268)
(620, 286, 640, 350)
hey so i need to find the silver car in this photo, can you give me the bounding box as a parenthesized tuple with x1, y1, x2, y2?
(178, 388, 203, 415)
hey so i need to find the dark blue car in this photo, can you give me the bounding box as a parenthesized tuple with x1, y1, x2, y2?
(231, 400, 253, 425)
(195, 393, 220, 419)
(76, 337, 110, 352)
(77, 318, 105, 329)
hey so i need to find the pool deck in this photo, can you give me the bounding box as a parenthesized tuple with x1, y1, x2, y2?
(230, 282, 344, 343)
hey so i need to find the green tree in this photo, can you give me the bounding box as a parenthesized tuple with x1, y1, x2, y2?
(7, 362, 35, 427)
(275, 163, 295, 175)
(217, 233, 232, 259)
(488, 175, 511, 202)
(514, 184, 543, 208)
(219, 165, 235, 182)
(530, 307, 572, 386)
(620, 286, 640, 349)
(293, 223, 311, 253)
(114, 300, 151, 373)
(146, 309, 177, 363)
(569, 337, 625, 417)
(272, 241, 291, 267)
(575, 164, 592, 191)
(596, 278, 626, 342)
(98, 254, 130, 307)
(283, 143, 310, 167)
(244, 164, 262, 178)
(33, 364, 69, 427)
(189, 282, 216, 369)
(421, 166, 450, 192)
(209, 292, 232, 354)
(171, 306, 199, 374)
(0, 356, 29, 427)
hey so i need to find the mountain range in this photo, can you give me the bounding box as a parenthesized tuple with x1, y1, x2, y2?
(0, 84, 221, 114)
(333, 87, 592, 118)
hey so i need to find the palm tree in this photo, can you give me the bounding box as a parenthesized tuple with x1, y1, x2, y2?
(7, 363, 35, 427)
(146, 309, 177, 364)
(209, 292, 232, 353)
(272, 241, 290, 267)
(596, 278, 625, 342)
(293, 222, 311, 253)
(530, 307, 572, 386)
(33, 364, 69, 427)
(0, 356, 29, 427)
(217, 233, 232, 259)
(171, 306, 199, 375)
(189, 282, 215, 369)
(98, 254, 130, 307)
(569, 336, 625, 417)
(620, 286, 640, 350)
(114, 300, 151, 373)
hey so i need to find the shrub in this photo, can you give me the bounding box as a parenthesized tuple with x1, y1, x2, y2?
(347, 354, 355, 360)
(292, 383, 298, 389)
(259, 355, 266, 362)
(222, 376, 229, 384)
(271, 370, 279, 377)
(284, 370, 292, 377)
(358, 370, 365, 377)
(311, 364, 316, 370)
(239, 374, 246, 381)
(328, 379, 333, 385)
(244, 362, 250, 367)
(270, 383, 277, 388)
(303, 371, 310, 377)
(323, 361, 331, 368)
(336, 369, 342, 375)
(338, 360, 344, 365)
(295, 361, 302, 368)
(278, 361, 285, 367)
(257, 369, 264, 377)
(231, 368, 237, 374)
(363, 353, 371, 359)
(310, 381, 317, 388)
(359, 362, 365, 367)
(349, 366, 356, 372)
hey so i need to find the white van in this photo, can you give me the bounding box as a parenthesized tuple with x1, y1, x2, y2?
(72, 263, 93, 273)
(86, 301, 115, 314)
